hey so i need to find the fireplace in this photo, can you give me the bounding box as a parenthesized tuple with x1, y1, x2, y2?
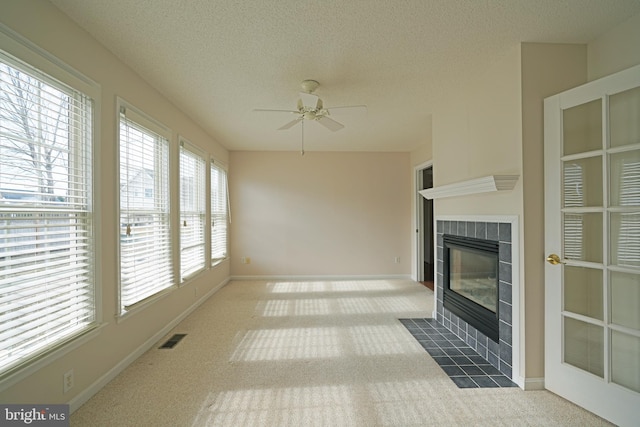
(435, 218, 516, 381)
(443, 234, 499, 342)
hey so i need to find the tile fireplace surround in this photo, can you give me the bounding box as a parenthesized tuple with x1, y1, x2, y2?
(435, 217, 518, 382)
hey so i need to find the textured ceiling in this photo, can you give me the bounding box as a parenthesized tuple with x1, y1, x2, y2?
(49, 0, 640, 152)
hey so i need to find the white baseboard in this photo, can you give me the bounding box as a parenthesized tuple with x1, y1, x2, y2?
(229, 274, 412, 281)
(519, 377, 545, 390)
(68, 276, 230, 413)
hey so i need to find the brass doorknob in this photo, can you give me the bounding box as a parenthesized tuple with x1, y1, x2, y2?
(546, 253, 564, 265)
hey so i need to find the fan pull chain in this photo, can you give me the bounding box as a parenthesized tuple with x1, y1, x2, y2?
(300, 119, 305, 156)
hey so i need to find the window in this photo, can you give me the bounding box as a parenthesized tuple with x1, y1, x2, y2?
(211, 161, 228, 263)
(0, 51, 96, 375)
(118, 103, 173, 312)
(179, 139, 206, 279)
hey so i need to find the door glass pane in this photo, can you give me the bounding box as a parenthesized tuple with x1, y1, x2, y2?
(609, 150, 640, 207)
(611, 330, 640, 393)
(610, 271, 640, 329)
(563, 99, 602, 156)
(563, 156, 603, 207)
(564, 266, 603, 320)
(610, 212, 640, 267)
(610, 86, 640, 148)
(563, 213, 603, 263)
(564, 317, 604, 378)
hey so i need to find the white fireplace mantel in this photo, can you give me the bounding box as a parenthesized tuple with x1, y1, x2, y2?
(419, 175, 519, 200)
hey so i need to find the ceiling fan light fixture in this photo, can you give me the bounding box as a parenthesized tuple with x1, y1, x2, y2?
(253, 79, 365, 150)
(300, 79, 319, 93)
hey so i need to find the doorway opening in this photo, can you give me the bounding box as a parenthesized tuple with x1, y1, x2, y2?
(416, 164, 434, 289)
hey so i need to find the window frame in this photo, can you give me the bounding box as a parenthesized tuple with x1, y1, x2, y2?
(116, 98, 176, 317)
(178, 137, 207, 281)
(210, 158, 229, 265)
(0, 27, 102, 386)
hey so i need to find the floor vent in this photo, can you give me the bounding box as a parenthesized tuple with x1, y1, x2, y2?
(159, 334, 187, 349)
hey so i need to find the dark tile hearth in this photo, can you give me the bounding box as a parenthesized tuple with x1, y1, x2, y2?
(400, 318, 517, 389)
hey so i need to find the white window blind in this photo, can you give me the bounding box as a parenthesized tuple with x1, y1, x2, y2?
(211, 161, 228, 262)
(0, 52, 96, 375)
(179, 140, 206, 279)
(615, 157, 640, 267)
(563, 163, 584, 260)
(119, 105, 174, 312)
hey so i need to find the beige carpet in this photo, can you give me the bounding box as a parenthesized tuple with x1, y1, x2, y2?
(71, 279, 611, 426)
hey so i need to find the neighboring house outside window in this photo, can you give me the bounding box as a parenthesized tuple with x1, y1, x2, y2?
(118, 103, 174, 313)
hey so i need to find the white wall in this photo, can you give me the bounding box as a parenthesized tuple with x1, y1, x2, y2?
(230, 151, 412, 278)
(0, 0, 229, 407)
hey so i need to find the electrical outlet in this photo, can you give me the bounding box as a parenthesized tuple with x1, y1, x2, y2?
(241, 257, 251, 264)
(194, 286, 198, 297)
(63, 369, 74, 393)
(394, 256, 401, 264)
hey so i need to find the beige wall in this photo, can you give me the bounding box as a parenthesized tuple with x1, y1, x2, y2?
(587, 13, 640, 81)
(229, 151, 412, 277)
(0, 0, 229, 406)
(409, 115, 433, 168)
(520, 43, 588, 381)
(432, 44, 523, 216)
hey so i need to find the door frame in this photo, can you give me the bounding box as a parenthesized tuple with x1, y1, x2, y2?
(413, 160, 433, 286)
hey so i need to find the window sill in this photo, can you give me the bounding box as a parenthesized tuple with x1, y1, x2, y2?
(0, 322, 107, 392)
(117, 286, 177, 323)
(211, 257, 229, 269)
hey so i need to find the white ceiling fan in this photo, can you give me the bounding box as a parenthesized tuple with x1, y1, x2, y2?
(254, 79, 366, 154)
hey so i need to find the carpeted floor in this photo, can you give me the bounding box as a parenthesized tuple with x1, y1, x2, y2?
(70, 279, 612, 426)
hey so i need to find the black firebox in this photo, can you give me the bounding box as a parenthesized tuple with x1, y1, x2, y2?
(443, 234, 499, 342)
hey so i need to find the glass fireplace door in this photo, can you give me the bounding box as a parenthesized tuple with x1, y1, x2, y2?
(449, 247, 497, 313)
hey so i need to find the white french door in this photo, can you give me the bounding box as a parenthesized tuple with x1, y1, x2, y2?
(544, 64, 640, 427)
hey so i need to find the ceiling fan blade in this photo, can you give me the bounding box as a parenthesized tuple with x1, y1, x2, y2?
(316, 116, 344, 132)
(253, 108, 299, 113)
(326, 105, 367, 114)
(299, 92, 319, 109)
(278, 117, 303, 130)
